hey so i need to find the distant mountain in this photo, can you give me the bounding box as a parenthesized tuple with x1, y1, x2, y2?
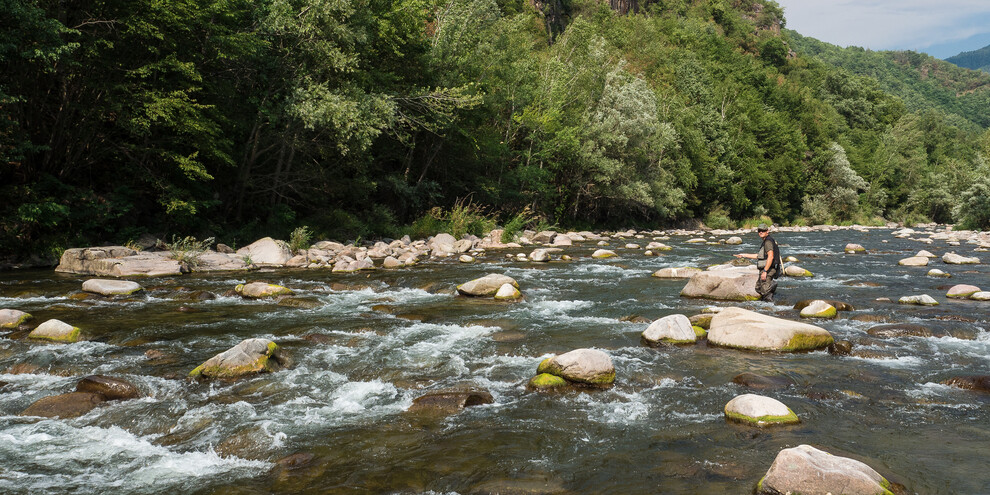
(787, 30, 990, 129)
(946, 44, 990, 73)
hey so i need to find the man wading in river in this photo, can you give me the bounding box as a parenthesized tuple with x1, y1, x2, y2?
(733, 223, 780, 302)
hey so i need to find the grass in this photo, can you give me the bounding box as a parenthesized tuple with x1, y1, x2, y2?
(405, 198, 497, 239)
(165, 235, 215, 268)
(289, 226, 312, 253)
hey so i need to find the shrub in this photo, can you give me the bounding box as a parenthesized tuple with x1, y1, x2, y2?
(703, 207, 734, 230)
(165, 235, 214, 268)
(289, 226, 312, 253)
(501, 207, 534, 243)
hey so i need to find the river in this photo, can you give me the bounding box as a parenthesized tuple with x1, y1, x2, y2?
(1, 227, 988, 494)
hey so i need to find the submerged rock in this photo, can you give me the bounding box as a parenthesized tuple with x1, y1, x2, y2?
(680, 268, 759, 301)
(527, 373, 569, 390)
(724, 394, 799, 426)
(28, 319, 81, 343)
(235, 282, 293, 299)
(0, 309, 32, 329)
(457, 274, 519, 297)
(731, 373, 796, 390)
(708, 307, 833, 352)
(642, 314, 696, 345)
(75, 375, 141, 400)
(82, 279, 143, 296)
(189, 338, 289, 379)
(407, 389, 494, 414)
(828, 340, 853, 355)
(536, 349, 615, 387)
(20, 392, 105, 418)
(942, 375, 990, 393)
(867, 323, 931, 338)
(757, 444, 895, 495)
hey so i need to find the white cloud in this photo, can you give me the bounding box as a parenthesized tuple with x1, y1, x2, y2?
(776, 0, 990, 52)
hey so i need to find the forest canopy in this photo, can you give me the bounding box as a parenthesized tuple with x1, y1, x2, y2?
(3, 0, 989, 258)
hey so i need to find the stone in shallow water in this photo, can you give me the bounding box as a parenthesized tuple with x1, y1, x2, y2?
(0, 309, 32, 329)
(680, 268, 759, 301)
(537, 349, 615, 386)
(708, 307, 833, 352)
(75, 375, 141, 400)
(494, 283, 522, 301)
(652, 267, 701, 279)
(724, 393, 799, 426)
(898, 294, 938, 306)
(28, 319, 81, 343)
(898, 256, 928, 266)
(235, 282, 293, 299)
(21, 392, 105, 418)
(845, 243, 866, 253)
(731, 373, 795, 390)
(407, 389, 494, 414)
(82, 279, 144, 296)
(642, 314, 696, 345)
(942, 252, 980, 264)
(757, 444, 894, 495)
(970, 291, 990, 301)
(946, 284, 980, 298)
(189, 338, 289, 379)
(799, 300, 836, 319)
(927, 268, 951, 278)
(457, 274, 518, 297)
(783, 265, 813, 277)
(591, 249, 617, 259)
(942, 375, 990, 392)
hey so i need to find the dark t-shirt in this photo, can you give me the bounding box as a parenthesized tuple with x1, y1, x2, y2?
(756, 235, 779, 272)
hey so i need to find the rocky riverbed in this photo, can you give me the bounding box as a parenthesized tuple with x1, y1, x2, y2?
(1, 225, 989, 494)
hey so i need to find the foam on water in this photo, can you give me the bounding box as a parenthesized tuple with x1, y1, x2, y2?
(848, 354, 927, 368)
(0, 421, 269, 494)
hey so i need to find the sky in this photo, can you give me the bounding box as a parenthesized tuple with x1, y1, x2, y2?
(774, 0, 990, 59)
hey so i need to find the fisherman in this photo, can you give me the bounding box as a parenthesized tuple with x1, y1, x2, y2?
(733, 223, 780, 302)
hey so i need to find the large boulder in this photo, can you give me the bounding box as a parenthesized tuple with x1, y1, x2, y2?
(235, 282, 293, 299)
(0, 309, 32, 329)
(457, 274, 519, 297)
(652, 267, 701, 279)
(82, 279, 143, 296)
(28, 319, 81, 343)
(942, 252, 980, 264)
(642, 314, 696, 345)
(537, 349, 615, 387)
(429, 233, 457, 253)
(724, 394, 799, 426)
(708, 307, 833, 352)
(946, 284, 980, 298)
(20, 392, 106, 418)
(680, 268, 759, 301)
(236, 237, 292, 266)
(529, 249, 551, 262)
(757, 445, 895, 495)
(56, 247, 182, 277)
(189, 338, 289, 379)
(195, 251, 250, 271)
(725, 236, 743, 245)
(898, 256, 929, 266)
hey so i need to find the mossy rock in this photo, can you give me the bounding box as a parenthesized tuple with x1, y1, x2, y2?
(527, 373, 568, 390)
(0, 309, 32, 329)
(28, 319, 81, 343)
(189, 339, 288, 379)
(692, 325, 708, 339)
(782, 333, 835, 352)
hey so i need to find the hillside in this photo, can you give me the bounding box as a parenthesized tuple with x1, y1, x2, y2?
(787, 30, 990, 129)
(2, 0, 989, 258)
(946, 44, 990, 73)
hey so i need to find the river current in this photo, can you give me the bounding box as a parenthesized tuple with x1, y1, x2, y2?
(1, 227, 988, 494)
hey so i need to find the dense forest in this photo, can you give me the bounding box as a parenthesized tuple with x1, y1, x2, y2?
(3, 0, 990, 260)
(947, 43, 990, 73)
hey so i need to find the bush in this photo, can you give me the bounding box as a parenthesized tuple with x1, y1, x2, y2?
(405, 199, 496, 240)
(289, 226, 312, 253)
(501, 207, 534, 243)
(165, 235, 214, 268)
(703, 207, 734, 230)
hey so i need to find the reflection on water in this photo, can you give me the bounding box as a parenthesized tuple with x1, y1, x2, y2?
(1, 228, 989, 494)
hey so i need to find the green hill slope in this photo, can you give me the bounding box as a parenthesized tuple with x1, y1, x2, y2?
(787, 30, 990, 129)
(946, 44, 990, 72)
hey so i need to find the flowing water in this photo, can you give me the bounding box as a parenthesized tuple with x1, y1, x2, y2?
(1, 228, 988, 494)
